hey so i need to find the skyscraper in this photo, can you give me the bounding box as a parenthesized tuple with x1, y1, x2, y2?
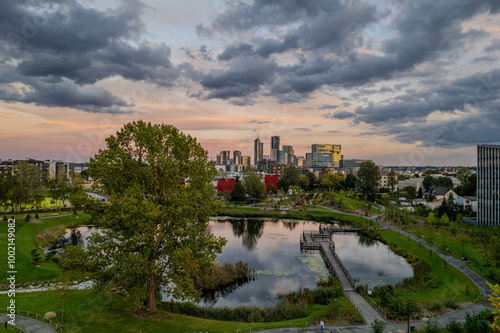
(477, 145, 500, 226)
(254, 138, 264, 166)
(219, 150, 230, 165)
(271, 136, 280, 162)
(233, 150, 242, 165)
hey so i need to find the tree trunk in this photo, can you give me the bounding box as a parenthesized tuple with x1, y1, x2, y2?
(147, 278, 157, 313)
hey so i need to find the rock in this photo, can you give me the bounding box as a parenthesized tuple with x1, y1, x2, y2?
(44, 311, 57, 320)
(422, 317, 430, 322)
(73, 281, 78, 285)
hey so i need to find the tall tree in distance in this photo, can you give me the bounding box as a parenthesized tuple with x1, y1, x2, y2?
(277, 165, 301, 192)
(356, 161, 381, 201)
(6, 162, 44, 213)
(64, 121, 226, 313)
(242, 166, 266, 199)
(388, 169, 398, 191)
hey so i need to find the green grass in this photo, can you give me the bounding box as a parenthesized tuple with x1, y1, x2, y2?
(408, 227, 498, 284)
(216, 208, 376, 227)
(0, 197, 62, 211)
(302, 205, 331, 211)
(0, 290, 359, 333)
(331, 193, 380, 214)
(0, 214, 90, 283)
(379, 229, 481, 304)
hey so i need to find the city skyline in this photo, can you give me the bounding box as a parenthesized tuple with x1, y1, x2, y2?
(1, 1, 500, 166)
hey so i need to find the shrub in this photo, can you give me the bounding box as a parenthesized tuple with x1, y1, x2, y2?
(444, 299, 459, 310)
(445, 319, 463, 333)
(35, 225, 66, 248)
(25, 213, 31, 222)
(370, 319, 386, 333)
(427, 301, 442, 313)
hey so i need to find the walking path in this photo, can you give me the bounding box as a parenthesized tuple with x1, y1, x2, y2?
(0, 314, 56, 333)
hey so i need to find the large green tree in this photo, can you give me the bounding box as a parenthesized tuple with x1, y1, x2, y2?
(242, 166, 266, 199)
(47, 175, 69, 212)
(277, 165, 300, 192)
(64, 121, 226, 313)
(229, 180, 246, 202)
(356, 161, 381, 201)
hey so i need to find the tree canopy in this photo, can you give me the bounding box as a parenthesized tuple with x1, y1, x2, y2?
(277, 165, 300, 192)
(63, 121, 226, 313)
(356, 161, 381, 201)
(242, 166, 266, 199)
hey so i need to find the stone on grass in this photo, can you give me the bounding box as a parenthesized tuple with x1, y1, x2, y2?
(44, 311, 57, 320)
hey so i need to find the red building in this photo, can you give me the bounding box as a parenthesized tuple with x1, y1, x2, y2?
(217, 178, 235, 192)
(264, 174, 279, 193)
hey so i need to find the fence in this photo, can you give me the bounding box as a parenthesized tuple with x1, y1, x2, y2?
(357, 289, 387, 319)
(327, 244, 356, 289)
(1, 309, 65, 333)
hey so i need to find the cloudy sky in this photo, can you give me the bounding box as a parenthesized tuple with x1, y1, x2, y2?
(1, 0, 500, 166)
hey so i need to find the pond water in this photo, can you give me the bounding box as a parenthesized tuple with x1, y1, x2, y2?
(163, 218, 413, 307)
(63, 219, 413, 307)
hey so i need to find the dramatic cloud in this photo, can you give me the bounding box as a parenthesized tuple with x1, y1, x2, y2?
(323, 110, 356, 120)
(0, 0, 185, 113)
(318, 104, 339, 110)
(196, 0, 500, 105)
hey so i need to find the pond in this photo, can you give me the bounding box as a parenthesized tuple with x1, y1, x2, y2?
(61, 219, 413, 307)
(163, 218, 413, 307)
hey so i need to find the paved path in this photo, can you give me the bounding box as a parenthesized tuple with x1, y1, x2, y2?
(0, 314, 56, 333)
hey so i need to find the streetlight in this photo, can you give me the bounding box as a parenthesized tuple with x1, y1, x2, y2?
(407, 300, 410, 333)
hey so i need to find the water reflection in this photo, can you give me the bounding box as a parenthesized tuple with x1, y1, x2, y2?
(332, 234, 413, 289)
(230, 219, 265, 250)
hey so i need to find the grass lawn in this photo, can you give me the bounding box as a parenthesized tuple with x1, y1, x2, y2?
(0, 197, 62, 211)
(0, 214, 90, 283)
(0, 290, 360, 333)
(379, 230, 481, 304)
(408, 227, 499, 284)
(331, 193, 380, 214)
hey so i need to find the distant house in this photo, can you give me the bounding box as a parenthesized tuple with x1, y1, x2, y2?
(413, 198, 427, 206)
(463, 196, 478, 213)
(423, 186, 457, 201)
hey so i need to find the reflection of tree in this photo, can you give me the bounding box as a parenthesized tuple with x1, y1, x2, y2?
(358, 234, 376, 247)
(282, 221, 299, 231)
(231, 219, 265, 250)
(200, 273, 256, 306)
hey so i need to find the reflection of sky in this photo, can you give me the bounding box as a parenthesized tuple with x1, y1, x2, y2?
(332, 234, 413, 289)
(191, 219, 329, 307)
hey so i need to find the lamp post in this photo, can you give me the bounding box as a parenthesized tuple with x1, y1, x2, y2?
(407, 300, 410, 333)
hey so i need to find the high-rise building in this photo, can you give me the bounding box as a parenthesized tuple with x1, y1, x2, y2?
(282, 145, 294, 156)
(312, 144, 342, 167)
(219, 150, 230, 165)
(254, 138, 264, 166)
(340, 159, 370, 173)
(270, 136, 280, 161)
(241, 156, 251, 165)
(233, 151, 242, 165)
(477, 145, 500, 226)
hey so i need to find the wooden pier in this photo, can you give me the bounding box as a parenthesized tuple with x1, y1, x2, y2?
(299, 227, 386, 322)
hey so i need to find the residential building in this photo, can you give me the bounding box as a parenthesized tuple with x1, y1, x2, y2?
(423, 186, 458, 201)
(254, 137, 264, 166)
(477, 145, 500, 226)
(397, 178, 423, 191)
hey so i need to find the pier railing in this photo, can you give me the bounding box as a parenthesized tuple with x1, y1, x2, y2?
(327, 243, 356, 289)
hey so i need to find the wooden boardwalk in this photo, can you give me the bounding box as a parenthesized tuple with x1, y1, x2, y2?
(300, 229, 385, 323)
